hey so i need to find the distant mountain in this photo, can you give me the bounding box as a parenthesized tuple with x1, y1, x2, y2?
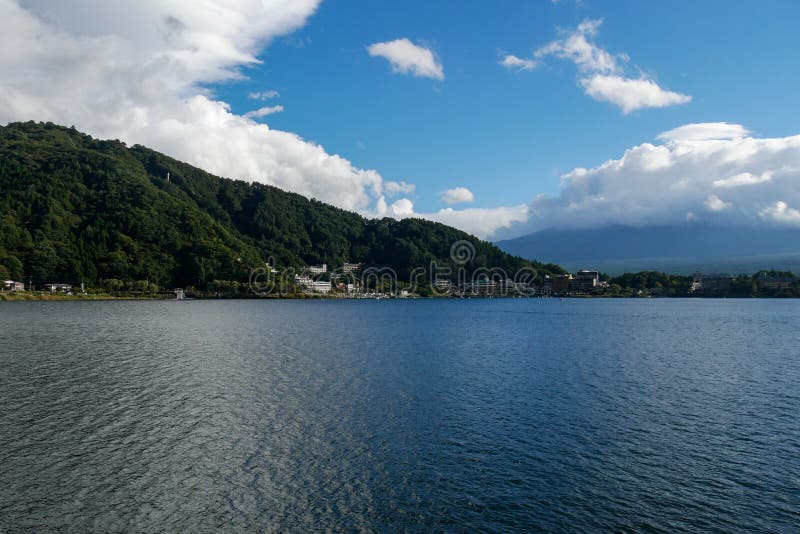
(497, 225, 800, 274)
(0, 121, 563, 288)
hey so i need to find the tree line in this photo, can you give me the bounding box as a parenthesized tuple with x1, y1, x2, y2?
(0, 121, 563, 291)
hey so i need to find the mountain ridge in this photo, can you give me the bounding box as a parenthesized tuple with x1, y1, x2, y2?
(0, 121, 563, 288)
(497, 224, 800, 274)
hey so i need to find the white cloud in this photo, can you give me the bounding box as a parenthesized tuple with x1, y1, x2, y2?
(535, 19, 620, 73)
(384, 180, 416, 196)
(0, 0, 403, 212)
(388, 198, 415, 217)
(370, 195, 528, 240)
(374, 196, 416, 218)
(441, 186, 475, 205)
(367, 38, 444, 80)
(500, 54, 538, 72)
(509, 123, 800, 236)
(760, 201, 800, 225)
(658, 123, 750, 142)
(243, 105, 284, 118)
(713, 171, 773, 188)
(530, 19, 690, 112)
(704, 195, 731, 212)
(580, 75, 691, 114)
(248, 90, 280, 100)
(423, 206, 530, 239)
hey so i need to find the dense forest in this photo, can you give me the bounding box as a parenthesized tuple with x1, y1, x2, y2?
(0, 121, 564, 291)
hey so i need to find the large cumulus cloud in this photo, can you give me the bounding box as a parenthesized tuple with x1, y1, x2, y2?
(0, 0, 393, 211)
(517, 122, 800, 235)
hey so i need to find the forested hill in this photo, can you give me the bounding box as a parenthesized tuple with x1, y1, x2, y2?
(0, 121, 563, 288)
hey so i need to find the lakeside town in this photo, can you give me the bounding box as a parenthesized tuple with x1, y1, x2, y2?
(4, 261, 800, 300)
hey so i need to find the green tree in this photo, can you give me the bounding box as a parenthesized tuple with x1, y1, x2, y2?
(0, 121, 564, 290)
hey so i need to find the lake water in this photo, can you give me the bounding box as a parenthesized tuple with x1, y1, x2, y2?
(1, 299, 798, 532)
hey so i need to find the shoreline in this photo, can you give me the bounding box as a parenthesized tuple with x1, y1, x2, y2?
(2, 292, 798, 302)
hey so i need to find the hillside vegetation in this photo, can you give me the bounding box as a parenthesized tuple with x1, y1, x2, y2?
(0, 122, 562, 290)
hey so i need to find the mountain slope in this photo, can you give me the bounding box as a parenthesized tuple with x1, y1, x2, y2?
(497, 225, 800, 274)
(0, 121, 562, 287)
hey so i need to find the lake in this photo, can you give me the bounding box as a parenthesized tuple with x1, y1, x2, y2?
(1, 299, 798, 531)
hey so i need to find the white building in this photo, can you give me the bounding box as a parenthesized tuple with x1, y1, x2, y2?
(305, 264, 327, 274)
(2, 280, 24, 291)
(342, 262, 362, 273)
(294, 275, 331, 293)
(295, 274, 313, 287)
(44, 283, 72, 293)
(311, 281, 331, 293)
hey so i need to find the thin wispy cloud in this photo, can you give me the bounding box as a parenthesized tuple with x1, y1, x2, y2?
(713, 172, 773, 189)
(243, 105, 284, 119)
(248, 90, 280, 100)
(658, 123, 749, 142)
(506, 19, 691, 113)
(384, 180, 416, 196)
(500, 54, 538, 72)
(536, 19, 620, 73)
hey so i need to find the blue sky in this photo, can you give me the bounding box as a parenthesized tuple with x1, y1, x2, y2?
(4, 0, 800, 239)
(214, 0, 800, 212)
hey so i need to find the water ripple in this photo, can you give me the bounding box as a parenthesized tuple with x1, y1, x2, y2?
(1, 299, 799, 531)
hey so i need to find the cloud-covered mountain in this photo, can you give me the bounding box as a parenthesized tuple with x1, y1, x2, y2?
(497, 224, 800, 274)
(494, 120, 800, 273)
(491, 122, 800, 241)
